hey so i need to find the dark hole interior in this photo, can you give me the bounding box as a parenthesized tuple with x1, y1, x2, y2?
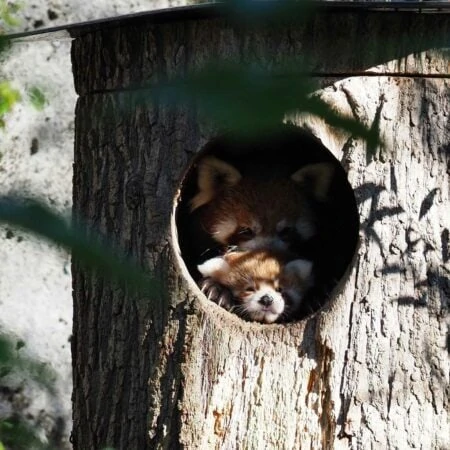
(176, 125, 359, 322)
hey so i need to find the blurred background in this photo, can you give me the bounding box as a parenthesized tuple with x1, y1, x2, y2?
(0, 1, 186, 447)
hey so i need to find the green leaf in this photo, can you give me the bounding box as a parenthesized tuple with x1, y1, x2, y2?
(0, 416, 51, 450)
(0, 197, 160, 297)
(0, 81, 20, 116)
(0, 0, 21, 28)
(152, 62, 380, 146)
(0, 334, 56, 392)
(0, 35, 11, 53)
(0, 335, 14, 366)
(221, 0, 317, 26)
(302, 95, 380, 150)
(153, 63, 311, 136)
(0, 366, 11, 378)
(28, 86, 47, 110)
(0, 333, 58, 449)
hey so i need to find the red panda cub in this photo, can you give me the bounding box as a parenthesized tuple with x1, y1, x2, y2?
(189, 155, 333, 321)
(198, 250, 313, 324)
(190, 156, 333, 253)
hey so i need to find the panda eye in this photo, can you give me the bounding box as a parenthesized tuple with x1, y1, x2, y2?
(244, 286, 256, 293)
(237, 227, 255, 240)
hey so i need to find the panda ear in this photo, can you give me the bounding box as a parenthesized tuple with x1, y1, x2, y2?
(291, 163, 334, 201)
(284, 259, 313, 282)
(197, 257, 231, 277)
(190, 156, 242, 211)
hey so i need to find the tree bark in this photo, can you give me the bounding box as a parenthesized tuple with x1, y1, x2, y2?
(71, 7, 449, 450)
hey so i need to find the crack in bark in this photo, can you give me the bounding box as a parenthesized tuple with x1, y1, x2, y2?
(386, 372, 395, 418)
(337, 261, 361, 441)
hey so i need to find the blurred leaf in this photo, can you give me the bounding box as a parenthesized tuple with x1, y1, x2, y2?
(0, 2, 20, 129)
(0, 334, 56, 393)
(153, 63, 312, 136)
(0, 416, 51, 450)
(221, 0, 316, 26)
(0, 81, 20, 115)
(0, 197, 160, 297)
(28, 86, 47, 110)
(153, 62, 380, 146)
(0, 334, 13, 378)
(0, 333, 57, 450)
(0, 0, 21, 29)
(304, 95, 380, 150)
(1, 11, 19, 27)
(0, 334, 14, 364)
(0, 35, 10, 53)
(0, 367, 11, 377)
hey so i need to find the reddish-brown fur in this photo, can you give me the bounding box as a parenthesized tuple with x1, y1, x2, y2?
(200, 178, 314, 245)
(198, 249, 313, 323)
(190, 156, 332, 251)
(209, 250, 285, 295)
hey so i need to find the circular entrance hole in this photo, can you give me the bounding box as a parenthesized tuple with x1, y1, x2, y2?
(175, 125, 359, 323)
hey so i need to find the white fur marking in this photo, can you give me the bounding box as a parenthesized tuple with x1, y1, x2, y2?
(244, 283, 285, 323)
(197, 257, 230, 277)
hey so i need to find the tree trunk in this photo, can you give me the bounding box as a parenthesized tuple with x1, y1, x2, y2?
(71, 6, 449, 449)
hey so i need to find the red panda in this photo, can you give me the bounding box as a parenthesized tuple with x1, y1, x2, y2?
(190, 156, 333, 253)
(197, 249, 313, 324)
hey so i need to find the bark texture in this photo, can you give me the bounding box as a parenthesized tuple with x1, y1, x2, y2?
(71, 7, 449, 450)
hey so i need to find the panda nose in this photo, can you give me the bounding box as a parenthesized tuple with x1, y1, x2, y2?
(259, 295, 274, 307)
